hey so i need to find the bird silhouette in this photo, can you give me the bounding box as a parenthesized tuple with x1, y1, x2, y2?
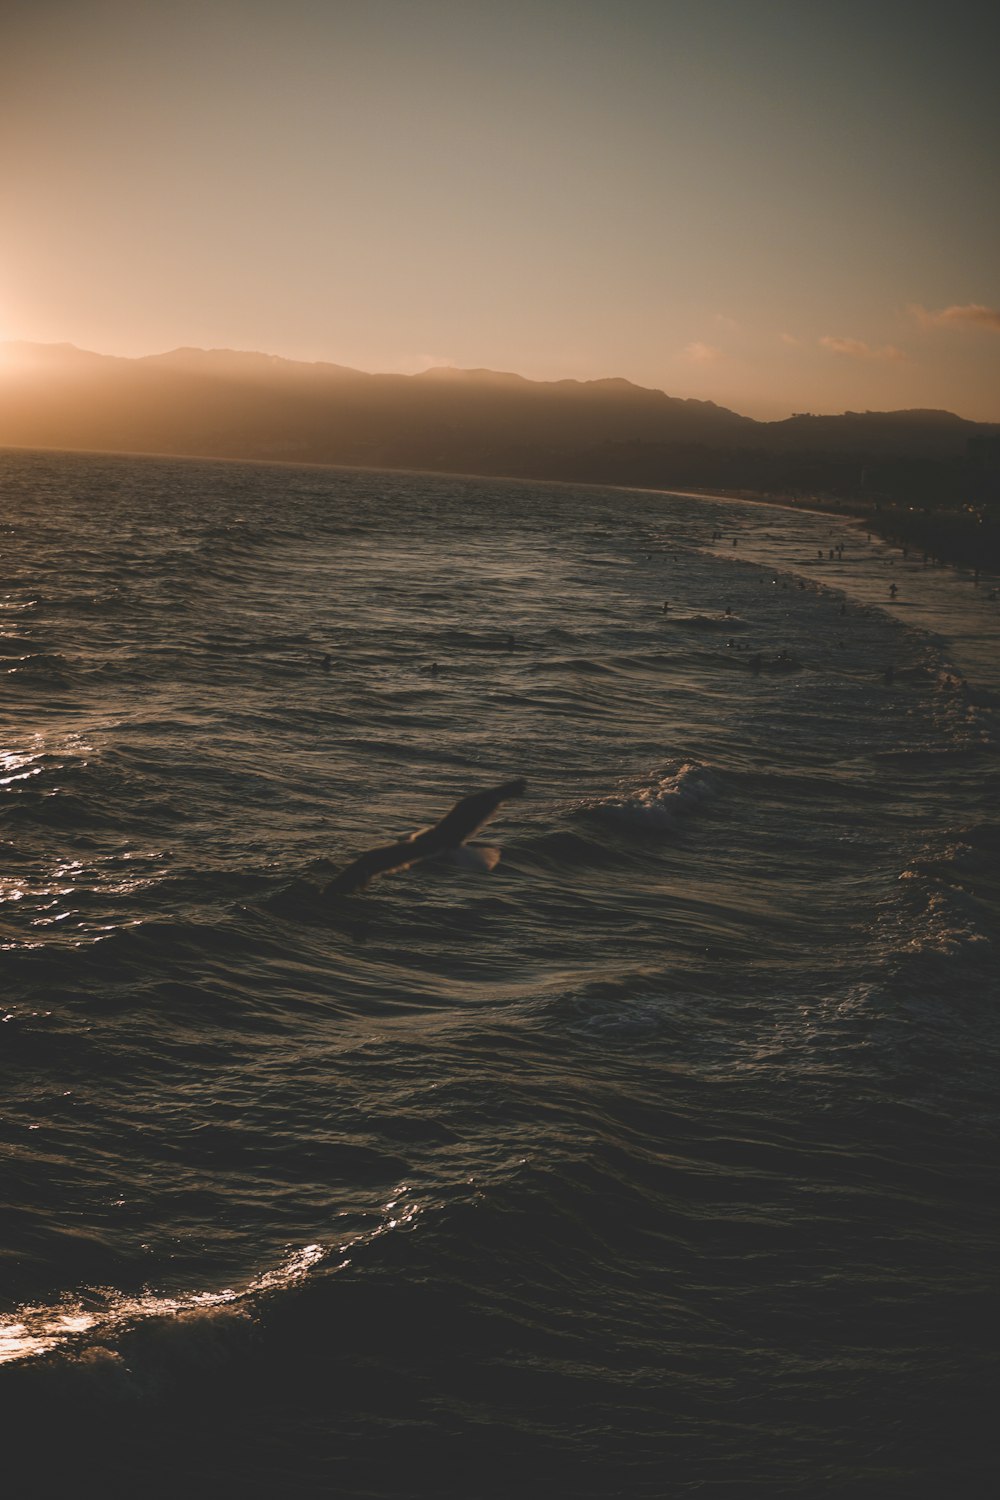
(323, 779, 527, 896)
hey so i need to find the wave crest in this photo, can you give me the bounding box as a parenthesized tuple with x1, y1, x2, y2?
(576, 761, 717, 831)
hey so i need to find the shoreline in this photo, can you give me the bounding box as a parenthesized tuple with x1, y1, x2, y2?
(654, 484, 1000, 577)
(684, 491, 1000, 691)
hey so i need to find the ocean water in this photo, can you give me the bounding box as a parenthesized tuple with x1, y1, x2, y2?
(2, 449, 998, 1497)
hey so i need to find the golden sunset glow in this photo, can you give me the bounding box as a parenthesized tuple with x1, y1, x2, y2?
(1, 0, 998, 421)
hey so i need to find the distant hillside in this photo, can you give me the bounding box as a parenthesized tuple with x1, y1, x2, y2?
(0, 342, 753, 467)
(759, 408, 990, 456)
(1, 343, 997, 508)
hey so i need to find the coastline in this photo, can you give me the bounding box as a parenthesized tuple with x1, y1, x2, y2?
(667, 485, 1000, 574)
(686, 489, 1000, 691)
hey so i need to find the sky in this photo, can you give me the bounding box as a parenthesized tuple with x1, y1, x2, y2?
(2, 0, 998, 420)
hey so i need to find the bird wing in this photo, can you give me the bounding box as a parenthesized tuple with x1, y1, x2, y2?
(323, 779, 526, 897)
(322, 834, 421, 896)
(428, 778, 528, 848)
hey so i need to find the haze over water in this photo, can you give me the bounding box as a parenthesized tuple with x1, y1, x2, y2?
(2, 450, 997, 1495)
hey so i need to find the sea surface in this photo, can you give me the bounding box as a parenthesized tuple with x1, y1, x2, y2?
(2, 450, 998, 1497)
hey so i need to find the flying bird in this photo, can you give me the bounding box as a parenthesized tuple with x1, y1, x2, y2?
(323, 778, 527, 897)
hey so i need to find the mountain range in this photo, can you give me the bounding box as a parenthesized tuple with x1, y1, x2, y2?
(2, 342, 997, 504)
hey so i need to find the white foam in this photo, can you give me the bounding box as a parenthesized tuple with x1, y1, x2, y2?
(578, 761, 716, 831)
(0, 1242, 325, 1368)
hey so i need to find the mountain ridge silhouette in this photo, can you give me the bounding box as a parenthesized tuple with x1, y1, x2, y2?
(2, 343, 996, 499)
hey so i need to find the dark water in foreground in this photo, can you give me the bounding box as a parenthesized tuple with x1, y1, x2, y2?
(2, 450, 998, 1497)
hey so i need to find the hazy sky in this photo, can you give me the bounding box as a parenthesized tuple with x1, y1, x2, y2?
(3, 0, 998, 419)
